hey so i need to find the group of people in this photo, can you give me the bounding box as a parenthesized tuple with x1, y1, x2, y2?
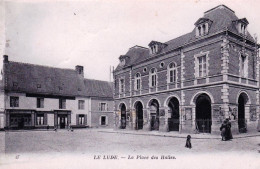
(220, 118, 233, 141)
(185, 118, 233, 149)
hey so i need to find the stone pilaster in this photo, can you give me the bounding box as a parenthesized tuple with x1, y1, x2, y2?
(117, 111, 121, 129)
(143, 108, 151, 131)
(221, 37, 230, 118)
(191, 106, 196, 133)
(159, 107, 168, 132)
(180, 49, 185, 88)
(221, 37, 229, 81)
(221, 84, 229, 117)
(131, 110, 136, 130)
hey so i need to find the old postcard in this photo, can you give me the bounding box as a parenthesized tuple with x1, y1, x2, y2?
(0, 0, 259, 168)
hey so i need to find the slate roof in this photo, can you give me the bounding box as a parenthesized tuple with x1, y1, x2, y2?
(115, 5, 256, 71)
(4, 61, 113, 98)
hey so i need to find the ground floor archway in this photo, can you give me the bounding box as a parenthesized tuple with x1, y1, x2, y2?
(135, 101, 144, 130)
(120, 104, 126, 129)
(238, 93, 249, 132)
(195, 94, 212, 133)
(167, 97, 180, 131)
(149, 99, 160, 131)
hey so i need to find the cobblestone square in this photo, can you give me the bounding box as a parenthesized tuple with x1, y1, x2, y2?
(0, 129, 259, 169)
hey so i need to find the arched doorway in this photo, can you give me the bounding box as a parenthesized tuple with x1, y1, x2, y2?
(135, 101, 143, 130)
(195, 94, 212, 133)
(238, 93, 248, 132)
(149, 99, 160, 131)
(120, 104, 126, 129)
(168, 97, 180, 131)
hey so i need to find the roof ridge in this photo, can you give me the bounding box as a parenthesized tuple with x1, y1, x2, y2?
(129, 45, 149, 50)
(165, 32, 192, 44)
(84, 78, 112, 83)
(204, 5, 235, 15)
(8, 61, 76, 72)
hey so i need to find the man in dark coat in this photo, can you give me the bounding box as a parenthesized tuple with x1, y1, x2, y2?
(226, 119, 233, 140)
(220, 118, 233, 141)
(220, 119, 228, 141)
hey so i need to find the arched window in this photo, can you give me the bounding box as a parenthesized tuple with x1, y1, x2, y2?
(168, 62, 177, 83)
(135, 73, 141, 90)
(149, 68, 157, 87)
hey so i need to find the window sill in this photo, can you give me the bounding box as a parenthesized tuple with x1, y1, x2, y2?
(134, 89, 141, 92)
(195, 76, 207, 80)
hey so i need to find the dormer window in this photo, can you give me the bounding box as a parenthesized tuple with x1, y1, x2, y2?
(150, 44, 158, 54)
(196, 23, 209, 37)
(195, 18, 212, 37)
(148, 41, 167, 55)
(119, 55, 129, 67)
(239, 23, 247, 35)
(233, 18, 249, 36)
(120, 59, 126, 66)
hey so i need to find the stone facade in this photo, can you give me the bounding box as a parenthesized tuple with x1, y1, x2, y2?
(113, 5, 260, 134)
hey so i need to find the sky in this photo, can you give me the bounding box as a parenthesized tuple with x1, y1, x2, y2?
(1, 0, 260, 81)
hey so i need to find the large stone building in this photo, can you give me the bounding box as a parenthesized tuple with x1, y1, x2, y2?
(0, 55, 114, 130)
(113, 5, 260, 134)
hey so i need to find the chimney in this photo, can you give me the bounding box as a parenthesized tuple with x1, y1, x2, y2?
(3, 55, 8, 63)
(75, 65, 84, 77)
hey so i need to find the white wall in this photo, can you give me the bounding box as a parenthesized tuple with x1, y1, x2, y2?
(0, 90, 4, 128)
(6, 92, 91, 126)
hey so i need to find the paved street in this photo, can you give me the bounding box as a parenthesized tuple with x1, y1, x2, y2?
(3, 129, 260, 154)
(1, 129, 260, 169)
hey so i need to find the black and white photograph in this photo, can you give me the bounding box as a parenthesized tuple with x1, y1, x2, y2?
(0, 0, 260, 168)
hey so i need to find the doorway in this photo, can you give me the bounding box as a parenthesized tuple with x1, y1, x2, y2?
(168, 97, 180, 131)
(149, 99, 160, 131)
(195, 94, 212, 133)
(238, 94, 247, 132)
(121, 104, 126, 129)
(58, 115, 67, 129)
(135, 101, 143, 130)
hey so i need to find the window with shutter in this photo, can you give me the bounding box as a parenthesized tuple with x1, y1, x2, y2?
(100, 103, 107, 111)
(78, 114, 85, 125)
(10, 96, 19, 107)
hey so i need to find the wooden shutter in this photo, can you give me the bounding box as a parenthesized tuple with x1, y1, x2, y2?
(68, 114, 71, 124)
(44, 113, 47, 125)
(54, 113, 57, 128)
(84, 114, 87, 125)
(98, 103, 101, 111)
(76, 114, 79, 125)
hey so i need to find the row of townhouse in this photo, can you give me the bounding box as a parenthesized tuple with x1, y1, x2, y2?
(0, 55, 114, 130)
(113, 5, 260, 134)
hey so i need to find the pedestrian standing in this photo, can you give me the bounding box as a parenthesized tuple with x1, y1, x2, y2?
(185, 135, 192, 149)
